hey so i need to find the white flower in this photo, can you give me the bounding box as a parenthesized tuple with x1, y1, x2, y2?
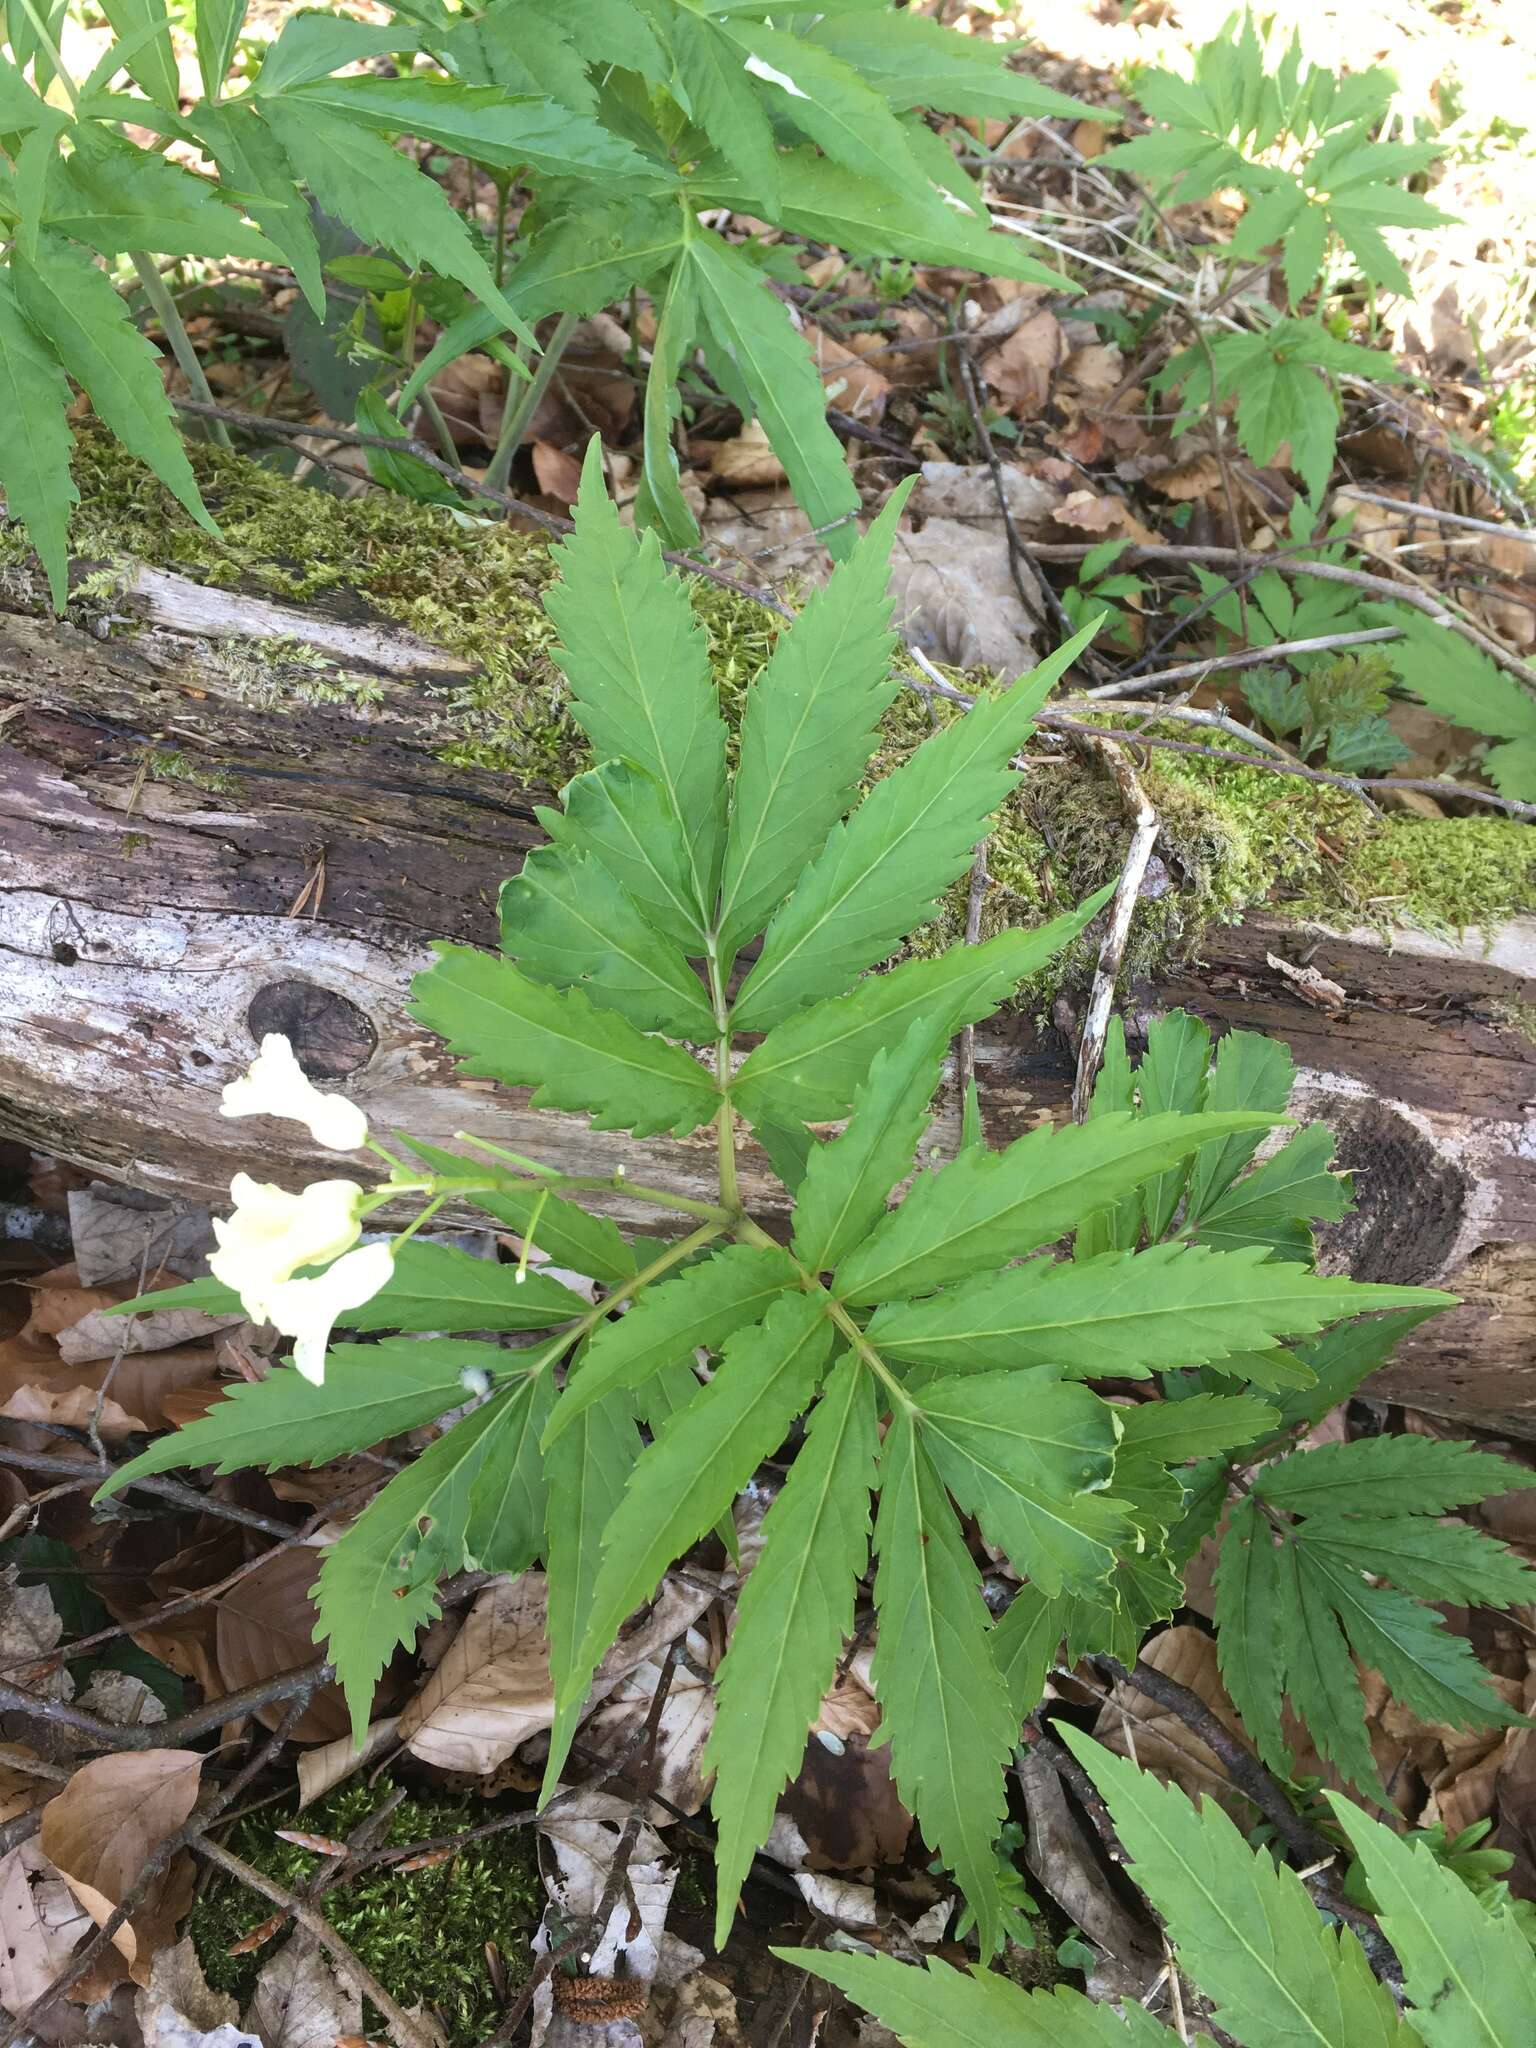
(744, 51, 807, 97)
(220, 1034, 369, 1152)
(209, 1173, 365, 1322)
(265, 1244, 396, 1385)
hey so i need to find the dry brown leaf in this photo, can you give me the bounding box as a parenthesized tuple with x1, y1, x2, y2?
(1052, 489, 1129, 533)
(135, 1936, 240, 2046)
(40, 1749, 204, 1966)
(55, 1305, 243, 1366)
(783, 1734, 911, 1872)
(1149, 452, 1224, 500)
(66, 1190, 212, 1291)
(0, 1841, 94, 2016)
(710, 419, 787, 488)
(803, 323, 890, 420)
(296, 1716, 399, 1811)
(245, 1938, 361, 2048)
(214, 1548, 349, 1744)
(398, 1574, 553, 1775)
(23, 1265, 122, 1337)
(1061, 342, 1123, 397)
(979, 309, 1063, 416)
(582, 1651, 716, 1817)
(530, 441, 583, 507)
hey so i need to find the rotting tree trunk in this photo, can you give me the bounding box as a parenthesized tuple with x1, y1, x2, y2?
(1, 568, 1532, 1430)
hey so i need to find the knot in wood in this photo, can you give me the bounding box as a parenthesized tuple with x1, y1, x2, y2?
(246, 980, 377, 1078)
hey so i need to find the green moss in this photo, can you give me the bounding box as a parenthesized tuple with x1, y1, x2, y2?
(189, 1781, 542, 2046)
(143, 747, 239, 794)
(60, 435, 1536, 971)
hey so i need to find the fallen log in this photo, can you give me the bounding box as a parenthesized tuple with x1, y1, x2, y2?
(1, 557, 1532, 1430)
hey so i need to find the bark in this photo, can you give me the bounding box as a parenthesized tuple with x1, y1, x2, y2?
(1, 569, 1532, 1428)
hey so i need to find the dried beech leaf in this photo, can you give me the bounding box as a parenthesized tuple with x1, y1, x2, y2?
(40, 1749, 204, 1965)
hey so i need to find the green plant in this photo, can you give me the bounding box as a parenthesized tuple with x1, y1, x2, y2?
(782, 1728, 1536, 2044)
(1240, 652, 1409, 773)
(1111, 12, 1452, 503)
(1062, 537, 1146, 652)
(0, 0, 1095, 602)
(100, 452, 1484, 1960)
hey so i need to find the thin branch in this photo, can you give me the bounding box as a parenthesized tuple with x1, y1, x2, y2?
(1071, 739, 1159, 1119)
(1334, 487, 1536, 546)
(1084, 626, 1403, 700)
(0, 1658, 333, 1753)
(0, 1443, 294, 1538)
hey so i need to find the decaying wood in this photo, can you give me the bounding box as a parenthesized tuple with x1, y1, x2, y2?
(1, 570, 1532, 1428)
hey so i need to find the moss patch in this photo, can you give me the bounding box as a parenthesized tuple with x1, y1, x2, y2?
(60, 435, 1536, 969)
(189, 1782, 542, 2046)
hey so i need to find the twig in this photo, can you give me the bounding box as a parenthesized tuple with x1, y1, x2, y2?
(2, 1681, 325, 2048)
(199, 1836, 442, 2048)
(1070, 739, 1159, 1119)
(1095, 1656, 1404, 1990)
(1018, 541, 1536, 697)
(0, 1659, 333, 1753)
(1084, 627, 1403, 699)
(954, 345, 1054, 639)
(0, 1443, 295, 1538)
(955, 843, 990, 1121)
(1334, 487, 1536, 545)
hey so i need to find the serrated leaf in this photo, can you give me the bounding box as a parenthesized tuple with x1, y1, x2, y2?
(1064, 1729, 1413, 2048)
(1327, 1794, 1536, 2048)
(503, 195, 685, 325)
(451, 0, 596, 114)
(94, 1338, 502, 1498)
(399, 1135, 635, 1288)
(341, 1239, 589, 1334)
(1373, 606, 1536, 746)
(1137, 1011, 1211, 1240)
(1075, 1016, 1139, 1262)
(538, 760, 704, 955)
(733, 626, 1094, 1031)
(666, 6, 782, 212)
(465, 1369, 551, 1575)
(723, 18, 931, 193)
(1273, 1529, 1389, 1800)
(718, 485, 909, 957)
(0, 274, 77, 610)
(541, 1367, 641, 1802)
(1274, 1308, 1443, 1429)
(314, 1386, 531, 1740)
(258, 100, 526, 332)
(872, 1407, 1015, 1958)
(836, 1110, 1279, 1307)
(499, 847, 716, 1039)
(866, 1242, 1429, 1381)
(733, 895, 1110, 1127)
(706, 1351, 877, 1946)
(807, 11, 1095, 122)
(46, 128, 275, 262)
(0, 50, 49, 128)
(194, 0, 245, 100)
(254, 9, 411, 94)
(990, 1584, 1066, 1721)
(1114, 1392, 1278, 1463)
(545, 441, 727, 922)
(1298, 1546, 1527, 1740)
(915, 1371, 1125, 1596)
(689, 227, 861, 561)
(561, 1291, 833, 1720)
(99, 0, 178, 111)
(633, 258, 701, 549)
(1212, 1497, 1292, 1774)
(410, 943, 719, 1139)
(791, 1021, 944, 1274)
(774, 1949, 1168, 2048)
(267, 74, 663, 186)
(191, 98, 324, 316)
(1302, 1517, 1536, 1610)
(1257, 1435, 1526, 1520)
(14, 232, 213, 536)
(1199, 1124, 1352, 1261)
(705, 144, 1058, 286)
(543, 1243, 798, 1444)
(1187, 1029, 1296, 1218)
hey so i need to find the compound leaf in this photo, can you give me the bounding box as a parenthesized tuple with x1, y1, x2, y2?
(340, 1240, 589, 1335)
(399, 1135, 635, 1289)
(0, 275, 77, 609)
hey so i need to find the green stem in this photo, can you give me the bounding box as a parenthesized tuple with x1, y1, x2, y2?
(705, 942, 740, 1213)
(131, 254, 232, 448)
(483, 307, 579, 495)
(13, 0, 74, 103)
(414, 385, 461, 468)
(390, 1192, 448, 1251)
(734, 1213, 914, 1414)
(492, 176, 511, 288)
